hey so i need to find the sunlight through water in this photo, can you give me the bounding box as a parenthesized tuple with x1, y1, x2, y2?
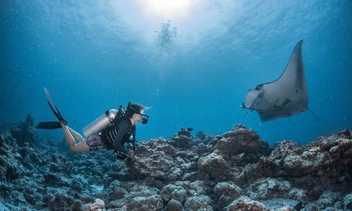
(2, 0, 350, 143)
(139, 0, 196, 20)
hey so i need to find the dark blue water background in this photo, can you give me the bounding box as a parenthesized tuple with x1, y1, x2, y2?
(1, 0, 351, 145)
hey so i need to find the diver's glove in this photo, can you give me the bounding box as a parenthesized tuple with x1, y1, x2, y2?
(115, 150, 127, 160)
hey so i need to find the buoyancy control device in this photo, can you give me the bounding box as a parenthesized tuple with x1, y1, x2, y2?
(82, 106, 125, 138)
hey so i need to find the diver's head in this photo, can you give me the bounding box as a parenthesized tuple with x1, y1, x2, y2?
(126, 101, 149, 124)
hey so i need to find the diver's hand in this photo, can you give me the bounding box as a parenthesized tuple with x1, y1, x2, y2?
(115, 150, 127, 160)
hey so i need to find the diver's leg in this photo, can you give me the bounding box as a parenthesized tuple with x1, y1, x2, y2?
(60, 122, 90, 152)
(68, 127, 84, 143)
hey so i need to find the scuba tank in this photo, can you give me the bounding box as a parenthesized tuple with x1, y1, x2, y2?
(82, 106, 124, 138)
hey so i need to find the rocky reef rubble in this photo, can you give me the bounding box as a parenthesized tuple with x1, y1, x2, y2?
(0, 117, 352, 211)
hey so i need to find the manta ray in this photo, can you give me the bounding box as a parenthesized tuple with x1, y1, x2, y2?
(242, 40, 317, 122)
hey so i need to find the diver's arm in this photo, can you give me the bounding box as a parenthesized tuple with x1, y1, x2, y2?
(113, 121, 129, 153)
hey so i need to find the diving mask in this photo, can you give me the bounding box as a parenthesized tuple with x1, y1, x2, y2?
(141, 114, 149, 124)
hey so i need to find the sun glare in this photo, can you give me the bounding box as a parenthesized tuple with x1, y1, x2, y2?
(140, 0, 195, 19)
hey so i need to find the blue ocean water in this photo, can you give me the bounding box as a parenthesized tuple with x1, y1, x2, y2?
(1, 0, 351, 145)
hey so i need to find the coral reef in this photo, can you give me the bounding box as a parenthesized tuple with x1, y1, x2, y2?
(0, 117, 351, 211)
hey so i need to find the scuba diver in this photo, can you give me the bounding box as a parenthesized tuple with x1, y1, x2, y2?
(36, 88, 149, 160)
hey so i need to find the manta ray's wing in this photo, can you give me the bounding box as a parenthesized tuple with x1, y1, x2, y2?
(242, 40, 308, 122)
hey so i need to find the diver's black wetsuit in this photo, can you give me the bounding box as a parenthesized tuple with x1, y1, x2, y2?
(113, 118, 135, 153)
(100, 118, 135, 153)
